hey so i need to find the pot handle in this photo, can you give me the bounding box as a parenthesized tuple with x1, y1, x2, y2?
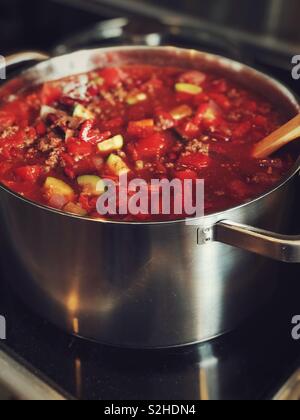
(210, 220, 300, 263)
(2, 51, 50, 70)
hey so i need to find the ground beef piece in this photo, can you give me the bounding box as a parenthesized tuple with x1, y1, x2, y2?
(53, 116, 82, 132)
(38, 134, 63, 153)
(0, 126, 19, 139)
(23, 127, 38, 147)
(45, 147, 65, 170)
(25, 147, 38, 160)
(185, 139, 210, 155)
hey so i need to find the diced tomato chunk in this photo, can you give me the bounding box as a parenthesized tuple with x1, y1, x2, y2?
(175, 170, 198, 181)
(66, 138, 93, 157)
(62, 152, 98, 179)
(135, 133, 172, 160)
(126, 143, 138, 161)
(79, 120, 111, 144)
(1, 129, 25, 154)
(0, 127, 36, 159)
(178, 153, 212, 170)
(0, 102, 30, 128)
(254, 115, 268, 127)
(100, 68, 124, 88)
(234, 121, 252, 138)
(41, 84, 62, 105)
(0, 110, 16, 127)
(209, 93, 231, 110)
(15, 165, 43, 183)
(74, 157, 98, 177)
(0, 162, 13, 177)
(61, 153, 76, 179)
(35, 121, 47, 136)
(79, 194, 98, 212)
(102, 118, 123, 132)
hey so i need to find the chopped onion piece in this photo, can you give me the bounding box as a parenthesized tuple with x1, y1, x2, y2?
(107, 154, 130, 176)
(171, 105, 193, 121)
(64, 202, 87, 216)
(73, 104, 94, 120)
(40, 105, 58, 119)
(131, 119, 154, 128)
(175, 83, 203, 95)
(97, 135, 124, 154)
(126, 92, 148, 105)
(92, 76, 104, 86)
(136, 160, 144, 170)
(77, 175, 105, 196)
(44, 177, 75, 201)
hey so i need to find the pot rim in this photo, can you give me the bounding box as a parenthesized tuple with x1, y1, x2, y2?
(0, 45, 299, 226)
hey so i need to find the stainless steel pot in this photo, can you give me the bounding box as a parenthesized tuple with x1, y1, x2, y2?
(0, 47, 300, 349)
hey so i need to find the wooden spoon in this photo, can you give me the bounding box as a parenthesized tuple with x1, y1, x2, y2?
(252, 114, 300, 159)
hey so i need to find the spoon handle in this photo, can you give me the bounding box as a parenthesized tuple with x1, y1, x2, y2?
(252, 113, 300, 159)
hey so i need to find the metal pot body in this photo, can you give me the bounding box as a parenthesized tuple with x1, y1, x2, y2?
(0, 47, 299, 348)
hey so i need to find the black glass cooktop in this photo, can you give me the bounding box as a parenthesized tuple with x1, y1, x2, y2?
(1, 244, 300, 400)
(0, 2, 300, 401)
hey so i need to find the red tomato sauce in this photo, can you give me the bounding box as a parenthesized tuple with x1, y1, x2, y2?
(0, 65, 295, 221)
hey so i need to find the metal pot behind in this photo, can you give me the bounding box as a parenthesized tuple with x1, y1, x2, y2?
(0, 47, 299, 349)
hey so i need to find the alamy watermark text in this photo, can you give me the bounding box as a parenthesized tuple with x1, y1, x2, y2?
(292, 55, 300, 80)
(0, 316, 6, 340)
(0, 55, 6, 80)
